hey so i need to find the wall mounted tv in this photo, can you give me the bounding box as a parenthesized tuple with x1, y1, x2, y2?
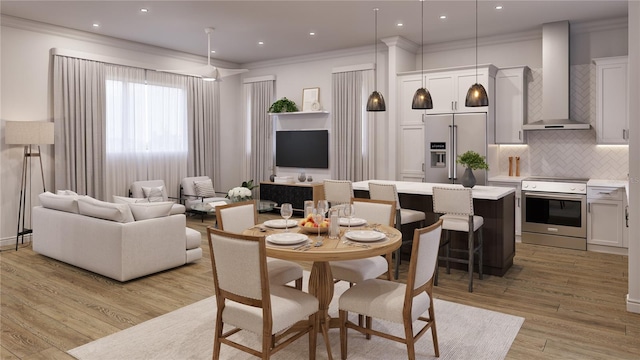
(276, 130, 329, 169)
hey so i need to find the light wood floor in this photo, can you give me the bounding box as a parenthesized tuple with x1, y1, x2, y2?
(1, 214, 639, 359)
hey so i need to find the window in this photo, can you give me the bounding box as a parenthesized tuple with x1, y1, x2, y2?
(105, 79, 188, 155)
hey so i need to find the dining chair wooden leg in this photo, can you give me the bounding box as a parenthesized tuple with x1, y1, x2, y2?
(478, 228, 484, 280)
(468, 228, 474, 293)
(429, 302, 440, 357)
(339, 310, 348, 360)
(213, 307, 223, 360)
(365, 316, 372, 340)
(295, 278, 303, 290)
(309, 314, 317, 360)
(403, 317, 416, 360)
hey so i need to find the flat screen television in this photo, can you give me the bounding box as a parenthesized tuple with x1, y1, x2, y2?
(276, 130, 329, 169)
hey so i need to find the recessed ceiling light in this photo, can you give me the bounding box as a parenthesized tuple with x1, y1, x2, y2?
(495, 5, 503, 10)
(140, 8, 148, 13)
(92, 23, 100, 28)
(210, 50, 216, 54)
(397, 23, 404, 27)
(309, 32, 315, 36)
(258, 41, 264, 45)
(439, 15, 447, 20)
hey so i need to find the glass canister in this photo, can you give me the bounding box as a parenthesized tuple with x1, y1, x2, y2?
(304, 200, 314, 218)
(329, 208, 340, 239)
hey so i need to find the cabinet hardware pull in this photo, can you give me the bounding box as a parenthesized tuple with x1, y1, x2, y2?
(519, 131, 522, 140)
(422, 163, 425, 171)
(587, 203, 590, 213)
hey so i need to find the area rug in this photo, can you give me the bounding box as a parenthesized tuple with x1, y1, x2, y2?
(69, 274, 523, 360)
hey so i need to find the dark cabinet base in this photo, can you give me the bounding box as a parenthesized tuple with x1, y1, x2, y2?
(355, 189, 515, 276)
(260, 182, 325, 214)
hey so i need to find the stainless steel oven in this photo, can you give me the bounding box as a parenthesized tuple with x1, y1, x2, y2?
(521, 177, 588, 250)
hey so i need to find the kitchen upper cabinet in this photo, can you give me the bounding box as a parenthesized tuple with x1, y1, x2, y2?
(593, 56, 628, 144)
(587, 186, 626, 249)
(398, 73, 427, 181)
(495, 67, 529, 144)
(399, 74, 425, 125)
(424, 66, 496, 114)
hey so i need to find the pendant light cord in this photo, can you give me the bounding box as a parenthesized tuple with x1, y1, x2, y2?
(374, 8, 378, 91)
(475, 0, 478, 84)
(421, 0, 424, 88)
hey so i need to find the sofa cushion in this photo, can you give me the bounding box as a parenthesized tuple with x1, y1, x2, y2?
(39, 191, 81, 213)
(194, 179, 215, 197)
(142, 186, 165, 202)
(113, 195, 148, 204)
(78, 197, 135, 223)
(128, 201, 174, 221)
(56, 189, 78, 196)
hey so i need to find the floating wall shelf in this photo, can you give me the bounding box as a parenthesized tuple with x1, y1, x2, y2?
(268, 111, 329, 116)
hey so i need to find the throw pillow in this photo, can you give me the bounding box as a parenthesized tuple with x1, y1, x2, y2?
(194, 179, 215, 197)
(77, 197, 135, 223)
(128, 202, 174, 221)
(56, 189, 78, 196)
(39, 191, 82, 213)
(142, 186, 165, 202)
(113, 195, 148, 204)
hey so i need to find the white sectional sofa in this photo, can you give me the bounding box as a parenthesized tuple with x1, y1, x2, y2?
(32, 192, 202, 282)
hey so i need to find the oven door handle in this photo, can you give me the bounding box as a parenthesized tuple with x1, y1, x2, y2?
(523, 192, 585, 201)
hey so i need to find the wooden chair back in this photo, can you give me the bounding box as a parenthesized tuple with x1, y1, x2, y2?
(215, 200, 258, 233)
(351, 198, 395, 227)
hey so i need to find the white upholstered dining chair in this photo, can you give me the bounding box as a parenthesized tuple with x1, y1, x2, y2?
(206, 227, 319, 359)
(329, 198, 395, 285)
(338, 219, 443, 360)
(323, 179, 353, 209)
(216, 200, 304, 290)
(432, 186, 484, 292)
(368, 182, 426, 279)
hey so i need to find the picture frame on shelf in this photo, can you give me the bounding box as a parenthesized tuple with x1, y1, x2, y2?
(302, 87, 320, 112)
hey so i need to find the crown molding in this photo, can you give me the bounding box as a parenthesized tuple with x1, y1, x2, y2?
(243, 45, 374, 70)
(382, 36, 419, 54)
(1, 14, 240, 69)
(570, 16, 628, 34)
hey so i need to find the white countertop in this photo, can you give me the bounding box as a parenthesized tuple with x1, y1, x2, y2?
(587, 179, 628, 188)
(488, 175, 528, 183)
(353, 180, 515, 200)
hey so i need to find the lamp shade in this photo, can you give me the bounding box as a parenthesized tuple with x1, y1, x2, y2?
(5, 121, 54, 145)
(465, 83, 489, 107)
(412, 88, 433, 109)
(366, 91, 386, 111)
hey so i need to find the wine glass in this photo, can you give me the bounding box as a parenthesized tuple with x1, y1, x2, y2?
(313, 208, 325, 242)
(280, 203, 293, 232)
(317, 200, 329, 217)
(343, 203, 355, 233)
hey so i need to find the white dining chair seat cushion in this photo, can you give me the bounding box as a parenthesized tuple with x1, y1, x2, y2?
(400, 208, 426, 224)
(440, 214, 484, 232)
(267, 258, 304, 286)
(329, 257, 388, 283)
(339, 278, 430, 324)
(222, 284, 319, 335)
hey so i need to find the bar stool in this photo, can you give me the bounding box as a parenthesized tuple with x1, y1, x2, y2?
(368, 182, 426, 279)
(432, 186, 483, 292)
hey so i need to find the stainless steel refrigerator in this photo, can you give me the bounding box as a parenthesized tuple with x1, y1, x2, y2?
(424, 112, 487, 185)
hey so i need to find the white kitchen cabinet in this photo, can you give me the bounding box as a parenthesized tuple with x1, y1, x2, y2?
(398, 74, 425, 125)
(593, 56, 628, 144)
(495, 66, 529, 144)
(587, 186, 626, 248)
(488, 181, 521, 236)
(398, 73, 426, 181)
(424, 66, 496, 114)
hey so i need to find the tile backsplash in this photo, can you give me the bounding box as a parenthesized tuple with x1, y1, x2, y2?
(497, 65, 629, 180)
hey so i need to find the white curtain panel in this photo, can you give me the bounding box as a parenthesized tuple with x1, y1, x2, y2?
(331, 69, 376, 181)
(53, 55, 107, 200)
(186, 78, 219, 187)
(246, 80, 274, 197)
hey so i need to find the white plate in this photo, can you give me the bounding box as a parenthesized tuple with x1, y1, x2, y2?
(345, 230, 386, 242)
(339, 217, 367, 226)
(266, 233, 309, 245)
(263, 219, 298, 229)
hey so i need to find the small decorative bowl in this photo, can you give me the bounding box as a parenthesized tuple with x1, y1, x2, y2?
(298, 220, 329, 234)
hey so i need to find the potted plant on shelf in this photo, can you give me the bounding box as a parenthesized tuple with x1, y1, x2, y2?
(456, 150, 489, 188)
(268, 97, 299, 113)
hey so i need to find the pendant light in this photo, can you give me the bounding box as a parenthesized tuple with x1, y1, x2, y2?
(412, 0, 433, 110)
(366, 8, 386, 112)
(465, 0, 489, 107)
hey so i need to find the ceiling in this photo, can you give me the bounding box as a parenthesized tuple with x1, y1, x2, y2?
(0, 1, 629, 65)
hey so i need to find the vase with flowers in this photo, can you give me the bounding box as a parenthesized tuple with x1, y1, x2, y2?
(227, 180, 258, 202)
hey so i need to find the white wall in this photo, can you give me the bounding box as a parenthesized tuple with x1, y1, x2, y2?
(0, 17, 243, 243)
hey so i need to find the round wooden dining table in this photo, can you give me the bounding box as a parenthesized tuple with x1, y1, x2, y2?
(243, 222, 401, 359)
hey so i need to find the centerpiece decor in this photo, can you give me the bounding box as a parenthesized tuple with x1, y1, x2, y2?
(227, 180, 258, 202)
(268, 97, 299, 113)
(456, 150, 489, 188)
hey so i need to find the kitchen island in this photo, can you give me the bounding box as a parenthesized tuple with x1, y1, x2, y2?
(353, 180, 516, 276)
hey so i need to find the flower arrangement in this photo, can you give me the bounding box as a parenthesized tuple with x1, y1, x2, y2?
(227, 187, 253, 202)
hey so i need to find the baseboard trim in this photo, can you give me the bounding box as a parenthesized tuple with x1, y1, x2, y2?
(0, 235, 31, 249)
(626, 294, 640, 314)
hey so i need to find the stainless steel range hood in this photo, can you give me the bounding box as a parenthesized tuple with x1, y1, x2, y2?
(523, 21, 590, 131)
